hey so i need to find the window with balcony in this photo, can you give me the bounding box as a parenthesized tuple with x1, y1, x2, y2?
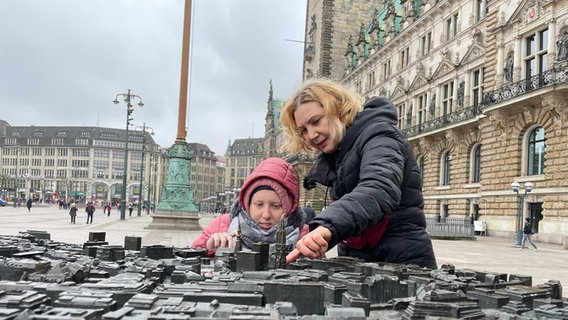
(442, 81, 454, 116)
(417, 93, 427, 125)
(471, 68, 484, 107)
(397, 103, 406, 128)
(524, 29, 548, 82)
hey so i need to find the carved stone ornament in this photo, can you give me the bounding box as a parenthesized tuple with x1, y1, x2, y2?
(541, 95, 568, 129)
(444, 131, 458, 148)
(489, 111, 509, 137)
(525, 1, 540, 24)
(522, 105, 535, 124)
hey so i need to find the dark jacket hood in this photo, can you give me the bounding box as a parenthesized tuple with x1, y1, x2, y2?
(338, 96, 397, 162)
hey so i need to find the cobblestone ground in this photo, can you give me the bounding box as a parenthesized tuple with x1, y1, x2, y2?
(1, 203, 566, 297)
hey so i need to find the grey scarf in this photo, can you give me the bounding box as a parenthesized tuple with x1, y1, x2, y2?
(227, 201, 305, 252)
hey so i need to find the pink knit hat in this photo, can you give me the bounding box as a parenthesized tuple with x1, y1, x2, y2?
(238, 157, 299, 216)
(241, 178, 293, 215)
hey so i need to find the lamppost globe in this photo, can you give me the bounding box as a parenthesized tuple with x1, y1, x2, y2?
(510, 181, 520, 192)
(511, 180, 534, 246)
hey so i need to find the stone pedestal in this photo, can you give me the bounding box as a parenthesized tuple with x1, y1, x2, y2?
(146, 211, 202, 230)
(147, 140, 201, 231)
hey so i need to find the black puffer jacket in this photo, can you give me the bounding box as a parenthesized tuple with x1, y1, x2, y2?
(306, 96, 437, 269)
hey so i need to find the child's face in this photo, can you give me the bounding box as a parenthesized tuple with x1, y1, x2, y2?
(248, 189, 285, 230)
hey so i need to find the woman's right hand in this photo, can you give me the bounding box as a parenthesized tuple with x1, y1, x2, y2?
(206, 232, 235, 252)
(286, 226, 332, 263)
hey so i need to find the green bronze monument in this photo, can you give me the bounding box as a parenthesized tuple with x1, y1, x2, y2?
(147, 0, 201, 230)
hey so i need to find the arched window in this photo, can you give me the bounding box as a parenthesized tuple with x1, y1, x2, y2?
(441, 151, 451, 186)
(527, 127, 545, 175)
(470, 144, 481, 183)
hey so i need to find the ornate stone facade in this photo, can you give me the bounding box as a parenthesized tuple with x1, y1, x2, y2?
(304, 0, 568, 245)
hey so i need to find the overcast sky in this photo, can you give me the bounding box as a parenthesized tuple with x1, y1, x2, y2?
(0, 0, 307, 156)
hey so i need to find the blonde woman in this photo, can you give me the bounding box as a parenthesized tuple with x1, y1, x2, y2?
(280, 79, 436, 269)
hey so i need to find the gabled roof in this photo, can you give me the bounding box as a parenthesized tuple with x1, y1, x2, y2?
(431, 60, 456, 80)
(408, 73, 431, 92)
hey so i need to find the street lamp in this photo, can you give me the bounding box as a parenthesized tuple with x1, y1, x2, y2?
(146, 153, 154, 214)
(113, 89, 144, 220)
(135, 123, 154, 216)
(147, 152, 159, 214)
(511, 181, 534, 246)
(13, 146, 20, 207)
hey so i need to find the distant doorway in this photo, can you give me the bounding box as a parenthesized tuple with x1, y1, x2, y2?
(528, 202, 543, 233)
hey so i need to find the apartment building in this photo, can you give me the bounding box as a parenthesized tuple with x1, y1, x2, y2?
(0, 120, 162, 207)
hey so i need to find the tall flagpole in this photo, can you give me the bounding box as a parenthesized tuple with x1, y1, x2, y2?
(177, 0, 191, 142)
(150, 0, 200, 230)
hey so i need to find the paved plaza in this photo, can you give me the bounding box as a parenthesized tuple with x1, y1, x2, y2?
(1, 203, 567, 296)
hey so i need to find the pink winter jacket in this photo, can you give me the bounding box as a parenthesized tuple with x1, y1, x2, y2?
(191, 214, 309, 257)
(191, 157, 309, 257)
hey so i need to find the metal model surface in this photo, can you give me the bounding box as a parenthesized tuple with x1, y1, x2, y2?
(0, 231, 564, 319)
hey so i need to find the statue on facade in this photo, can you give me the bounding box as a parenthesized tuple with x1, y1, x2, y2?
(404, 0, 415, 20)
(457, 81, 465, 108)
(556, 31, 568, 61)
(406, 105, 413, 126)
(504, 51, 514, 81)
(429, 93, 436, 117)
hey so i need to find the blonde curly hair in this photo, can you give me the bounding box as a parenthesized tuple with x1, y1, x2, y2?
(279, 79, 363, 154)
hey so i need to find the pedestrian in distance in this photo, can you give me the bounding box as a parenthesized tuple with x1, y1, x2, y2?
(280, 79, 437, 269)
(26, 198, 32, 212)
(519, 217, 538, 251)
(106, 203, 111, 217)
(302, 201, 316, 224)
(128, 203, 133, 216)
(69, 203, 78, 224)
(191, 157, 309, 258)
(85, 202, 95, 224)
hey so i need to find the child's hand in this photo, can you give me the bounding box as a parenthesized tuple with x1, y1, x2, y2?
(206, 231, 237, 251)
